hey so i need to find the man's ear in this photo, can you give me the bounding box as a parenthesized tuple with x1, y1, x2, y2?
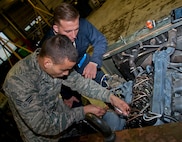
(44, 57, 53, 69)
(53, 24, 59, 33)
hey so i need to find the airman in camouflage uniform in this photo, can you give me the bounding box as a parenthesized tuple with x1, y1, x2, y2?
(3, 35, 130, 142)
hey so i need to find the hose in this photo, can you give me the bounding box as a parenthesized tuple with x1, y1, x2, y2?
(85, 113, 116, 142)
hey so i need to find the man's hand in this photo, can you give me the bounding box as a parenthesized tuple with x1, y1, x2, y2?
(82, 62, 97, 79)
(64, 96, 80, 108)
(83, 104, 108, 117)
(109, 94, 130, 116)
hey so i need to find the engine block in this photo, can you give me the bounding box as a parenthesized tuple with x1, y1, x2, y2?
(104, 20, 182, 129)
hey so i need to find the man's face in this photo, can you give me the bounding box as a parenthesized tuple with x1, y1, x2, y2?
(53, 18, 79, 42)
(45, 58, 76, 78)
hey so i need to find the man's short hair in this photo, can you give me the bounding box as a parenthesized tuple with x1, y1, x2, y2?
(53, 2, 80, 25)
(39, 34, 78, 64)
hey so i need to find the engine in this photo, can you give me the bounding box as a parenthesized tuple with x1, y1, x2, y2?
(103, 23, 182, 129)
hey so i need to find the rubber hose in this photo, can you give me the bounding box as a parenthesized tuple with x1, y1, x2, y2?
(85, 113, 116, 142)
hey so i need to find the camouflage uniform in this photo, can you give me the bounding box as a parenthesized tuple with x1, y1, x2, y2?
(3, 49, 111, 142)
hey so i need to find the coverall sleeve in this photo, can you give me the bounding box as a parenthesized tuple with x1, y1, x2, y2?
(63, 70, 111, 102)
(83, 19, 107, 68)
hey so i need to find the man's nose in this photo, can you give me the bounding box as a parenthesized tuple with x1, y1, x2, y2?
(71, 31, 77, 38)
(63, 70, 69, 76)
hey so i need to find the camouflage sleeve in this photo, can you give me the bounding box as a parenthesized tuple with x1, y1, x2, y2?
(3, 74, 85, 136)
(62, 70, 111, 102)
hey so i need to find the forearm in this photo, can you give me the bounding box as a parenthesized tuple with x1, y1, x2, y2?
(63, 70, 111, 102)
(85, 19, 107, 67)
(91, 41, 107, 68)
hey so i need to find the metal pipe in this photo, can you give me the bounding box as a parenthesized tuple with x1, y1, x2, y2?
(2, 44, 13, 67)
(28, 0, 53, 17)
(167, 28, 177, 48)
(0, 37, 22, 60)
(0, 36, 33, 54)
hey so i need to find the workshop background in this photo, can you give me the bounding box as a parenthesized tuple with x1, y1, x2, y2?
(0, 0, 182, 141)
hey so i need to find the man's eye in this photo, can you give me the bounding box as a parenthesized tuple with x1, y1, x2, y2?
(65, 31, 71, 33)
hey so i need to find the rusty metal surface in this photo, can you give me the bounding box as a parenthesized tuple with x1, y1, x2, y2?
(60, 122, 182, 142)
(114, 122, 182, 142)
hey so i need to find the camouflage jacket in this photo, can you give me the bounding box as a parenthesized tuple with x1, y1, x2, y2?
(3, 49, 111, 142)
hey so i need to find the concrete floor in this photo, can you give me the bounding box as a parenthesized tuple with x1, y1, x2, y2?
(87, 0, 182, 45)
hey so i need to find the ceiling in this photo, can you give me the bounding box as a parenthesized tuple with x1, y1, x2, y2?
(0, 0, 56, 44)
(0, 0, 20, 12)
(0, 0, 92, 43)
